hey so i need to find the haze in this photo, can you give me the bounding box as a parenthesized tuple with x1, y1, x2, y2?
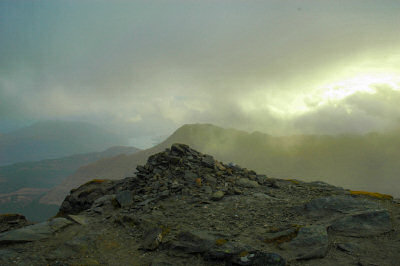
(1, 0, 400, 147)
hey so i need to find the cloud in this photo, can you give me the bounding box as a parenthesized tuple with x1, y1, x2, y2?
(1, 0, 400, 141)
(292, 84, 400, 134)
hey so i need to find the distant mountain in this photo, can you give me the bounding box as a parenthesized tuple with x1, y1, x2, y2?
(40, 123, 400, 207)
(0, 120, 128, 166)
(0, 146, 140, 194)
(0, 146, 140, 221)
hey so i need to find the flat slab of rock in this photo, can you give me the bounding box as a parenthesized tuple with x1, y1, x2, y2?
(170, 230, 286, 265)
(336, 242, 361, 254)
(330, 209, 392, 237)
(48, 218, 73, 231)
(68, 215, 88, 225)
(0, 218, 72, 244)
(264, 227, 298, 243)
(171, 230, 215, 253)
(280, 225, 328, 260)
(305, 195, 381, 217)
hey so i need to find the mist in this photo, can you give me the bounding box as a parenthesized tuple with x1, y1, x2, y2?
(1, 0, 400, 146)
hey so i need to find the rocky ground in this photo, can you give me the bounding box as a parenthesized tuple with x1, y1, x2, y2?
(0, 144, 399, 265)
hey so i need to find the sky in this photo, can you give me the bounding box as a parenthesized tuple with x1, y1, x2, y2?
(1, 0, 400, 147)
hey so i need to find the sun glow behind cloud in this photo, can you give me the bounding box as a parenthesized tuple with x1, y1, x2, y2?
(237, 70, 400, 132)
(316, 72, 400, 102)
(278, 72, 400, 115)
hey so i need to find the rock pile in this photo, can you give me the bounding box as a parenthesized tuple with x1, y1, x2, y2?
(59, 143, 276, 216)
(0, 144, 399, 265)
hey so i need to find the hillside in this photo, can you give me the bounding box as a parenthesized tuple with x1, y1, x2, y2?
(41, 124, 400, 207)
(0, 146, 140, 194)
(0, 120, 128, 166)
(0, 144, 399, 265)
(0, 146, 140, 221)
(39, 149, 159, 206)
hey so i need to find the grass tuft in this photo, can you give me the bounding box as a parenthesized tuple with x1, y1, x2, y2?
(84, 179, 107, 186)
(286, 179, 300, 185)
(350, 190, 393, 200)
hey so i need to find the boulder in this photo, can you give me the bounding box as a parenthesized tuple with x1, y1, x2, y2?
(211, 191, 225, 201)
(59, 179, 116, 215)
(0, 214, 30, 233)
(116, 190, 133, 208)
(280, 225, 329, 260)
(237, 178, 259, 188)
(142, 227, 163, 250)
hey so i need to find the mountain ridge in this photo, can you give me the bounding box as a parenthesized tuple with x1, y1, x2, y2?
(40, 123, 400, 207)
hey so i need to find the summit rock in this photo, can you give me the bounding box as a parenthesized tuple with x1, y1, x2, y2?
(0, 144, 399, 265)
